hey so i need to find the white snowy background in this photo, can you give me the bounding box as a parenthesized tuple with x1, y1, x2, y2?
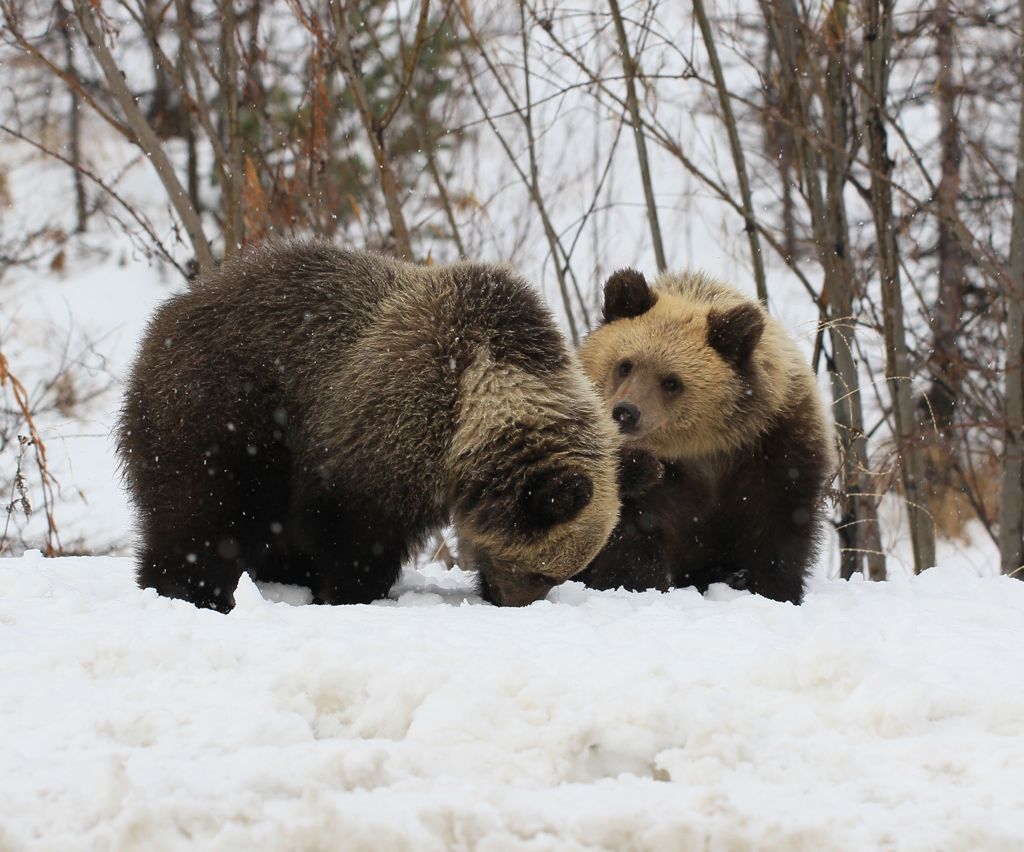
(1, 2, 1021, 848)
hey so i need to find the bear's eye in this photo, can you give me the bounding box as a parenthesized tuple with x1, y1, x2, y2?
(661, 376, 683, 394)
(617, 361, 633, 378)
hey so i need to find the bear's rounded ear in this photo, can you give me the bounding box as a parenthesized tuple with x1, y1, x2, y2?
(707, 304, 765, 366)
(522, 468, 594, 529)
(603, 269, 656, 323)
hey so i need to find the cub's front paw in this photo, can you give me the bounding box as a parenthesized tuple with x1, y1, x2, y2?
(618, 447, 664, 498)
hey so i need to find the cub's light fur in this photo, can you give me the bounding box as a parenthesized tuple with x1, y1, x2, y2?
(119, 240, 620, 611)
(577, 268, 836, 604)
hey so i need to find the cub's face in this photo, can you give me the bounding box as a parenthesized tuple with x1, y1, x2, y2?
(580, 269, 765, 460)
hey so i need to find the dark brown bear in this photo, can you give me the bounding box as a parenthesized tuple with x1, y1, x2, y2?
(576, 269, 836, 604)
(118, 240, 620, 611)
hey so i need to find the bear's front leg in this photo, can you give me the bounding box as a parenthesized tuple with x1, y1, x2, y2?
(741, 489, 821, 605)
(743, 544, 808, 604)
(285, 488, 406, 605)
(133, 454, 263, 613)
(137, 539, 242, 613)
(577, 499, 670, 592)
(731, 420, 833, 604)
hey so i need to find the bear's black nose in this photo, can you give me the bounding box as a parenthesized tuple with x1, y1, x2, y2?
(612, 401, 641, 431)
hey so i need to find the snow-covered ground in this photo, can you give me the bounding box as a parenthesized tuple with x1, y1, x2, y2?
(2, 550, 1023, 851)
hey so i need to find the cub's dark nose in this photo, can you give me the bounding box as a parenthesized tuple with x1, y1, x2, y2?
(612, 401, 640, 431)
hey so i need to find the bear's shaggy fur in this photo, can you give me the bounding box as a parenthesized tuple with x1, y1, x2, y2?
(576, 268, 836, 603)
(118, 240, 621, 611)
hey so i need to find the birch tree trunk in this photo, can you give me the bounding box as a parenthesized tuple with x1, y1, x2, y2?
(763, 0, 885, 580)
(926, 0, 968, 434)
(862, 0, 936, 573)
(57, 3, 86, 233)
(221, 0, 244, 255)
(999, 0, 1024, 576)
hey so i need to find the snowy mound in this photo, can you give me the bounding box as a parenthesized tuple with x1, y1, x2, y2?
(2, 553, 1023, 850)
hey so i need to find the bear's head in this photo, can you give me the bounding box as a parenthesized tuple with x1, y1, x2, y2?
(581, 268, 786, 460)
(448, 349, 621, 606)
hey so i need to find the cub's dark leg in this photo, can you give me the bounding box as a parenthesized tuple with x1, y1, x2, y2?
(137, 528, 246, 613)
(744, 537, 812, 604)
(285, 488, 410, 605)
(124, 373, 293, 611)
(674, 512, 809, 604)
(718, 408, 832, 605)
(699, 506, 811, 605)
(738, 472, 826, 605)
(578, 447, 668, 592)
(133, 448, 279, 613)
(577, 500, 669, 592)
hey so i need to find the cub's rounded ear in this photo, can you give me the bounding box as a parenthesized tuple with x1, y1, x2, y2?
(603, 268, 656, 323)
(707, 303, 765, 366)
(522, 468, 594, 529)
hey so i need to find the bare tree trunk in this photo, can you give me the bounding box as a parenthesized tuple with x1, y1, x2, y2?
(221, 0, 243, 254)
(1000, 0, 1024, 577)
(862, 0, 936, 573)
(73, 0, 214, 270)
(925, 0, 968, 434)
(822, 1, 887, 581)
(171, 0, 232, 205)
(692, 0, 767, 304)
(56, 3, 86, 233)
(177, 2, 201, 218)
(517, 7, 590, 333)
(140, 0, 172, 133)
(764, 0, 885, 580)
(755, 37, 799, 265)
(608, 0, 666, 272)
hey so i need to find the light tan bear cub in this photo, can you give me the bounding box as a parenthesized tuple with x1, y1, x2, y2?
(577, 268, 836, 603)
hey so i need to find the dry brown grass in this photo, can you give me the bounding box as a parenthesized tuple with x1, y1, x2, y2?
(920, 445, 1000, 543)
(0, 351, 61, 555)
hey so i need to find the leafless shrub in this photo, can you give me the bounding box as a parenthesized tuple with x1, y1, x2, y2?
(0, 352, 60, 556)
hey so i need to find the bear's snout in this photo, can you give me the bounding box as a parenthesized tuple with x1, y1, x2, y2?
(612, 401, 641, 432)
(477, 566, 555, 607)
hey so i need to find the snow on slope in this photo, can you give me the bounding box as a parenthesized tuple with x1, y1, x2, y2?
(2, 551, 1023, 851)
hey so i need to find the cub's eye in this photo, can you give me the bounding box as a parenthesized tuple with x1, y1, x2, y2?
(617, 361, 633, 378)
(661, 376, 682, 394)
